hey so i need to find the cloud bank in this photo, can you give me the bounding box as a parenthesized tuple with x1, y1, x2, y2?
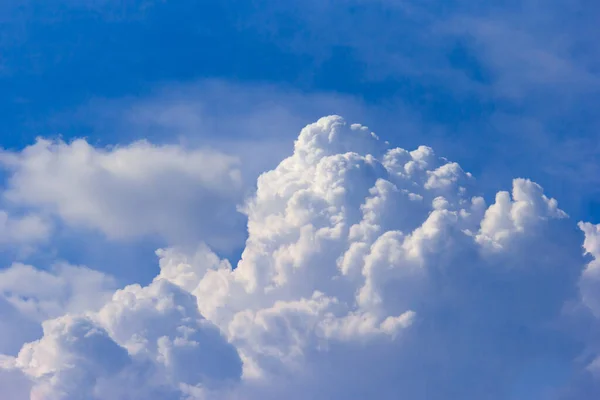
(0, 138, 245, 251)
(0, 116, 598, 399)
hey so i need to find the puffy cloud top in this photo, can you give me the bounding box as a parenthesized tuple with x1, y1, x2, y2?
(0, 116, 597, 399)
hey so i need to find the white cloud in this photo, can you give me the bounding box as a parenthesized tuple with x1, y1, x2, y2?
(1, 137, 245, 250)
(0, 210, 50, 245)
(0, 116, 595, 399)
(559, 222, 600, 397)
(0, 262, 117, 358)
(2, 279, 242, 400)
(63, 80, 394, 184)
(0, 262, 117, 322)
(48, 76, 600, 229)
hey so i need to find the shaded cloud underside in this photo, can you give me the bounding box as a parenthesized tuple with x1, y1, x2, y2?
(0, 116, 599, 399)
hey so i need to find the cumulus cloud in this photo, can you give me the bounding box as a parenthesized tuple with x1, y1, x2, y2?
(0, 116, 596, 399)
(580, 222, 600, 317)
(0, 138, 245, 250)
(2, 279, 242, 400)
(0, 262, 117, 357)
(578, 222, 600, 377)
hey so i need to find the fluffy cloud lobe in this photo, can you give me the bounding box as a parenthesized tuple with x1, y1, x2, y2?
(1, 116, 596, 399)
(0, 138, 245, 250)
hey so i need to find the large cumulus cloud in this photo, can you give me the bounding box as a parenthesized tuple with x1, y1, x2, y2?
(1, 116, 598, 399)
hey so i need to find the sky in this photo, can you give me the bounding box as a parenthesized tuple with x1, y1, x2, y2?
(0, 1, 599, 399)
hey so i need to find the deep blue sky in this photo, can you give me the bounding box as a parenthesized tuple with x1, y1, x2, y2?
(1, 0, 598, 221)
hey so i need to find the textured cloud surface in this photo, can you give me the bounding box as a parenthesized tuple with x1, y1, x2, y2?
(0, 138, 245, 250)
(0, 116, 597, 399)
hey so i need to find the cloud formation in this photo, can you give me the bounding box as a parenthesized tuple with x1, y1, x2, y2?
(0, 116, 597, 399)
(0, 262, 116, 323)
(0, 138, 245, 250)
(0, 211, 50, 246)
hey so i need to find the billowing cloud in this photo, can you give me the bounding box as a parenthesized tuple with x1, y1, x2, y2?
(0, 116, 597, 399)
(1, 279, 242, 400)
(577, 222, 600, 387)
(0, 262, 117, 356)
(580, 222, 600, 317)
(0, 138, 245, 250)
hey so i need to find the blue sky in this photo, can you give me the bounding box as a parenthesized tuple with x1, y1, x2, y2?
(2, 0, 598, 222)
(0, 1, 599, 399)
